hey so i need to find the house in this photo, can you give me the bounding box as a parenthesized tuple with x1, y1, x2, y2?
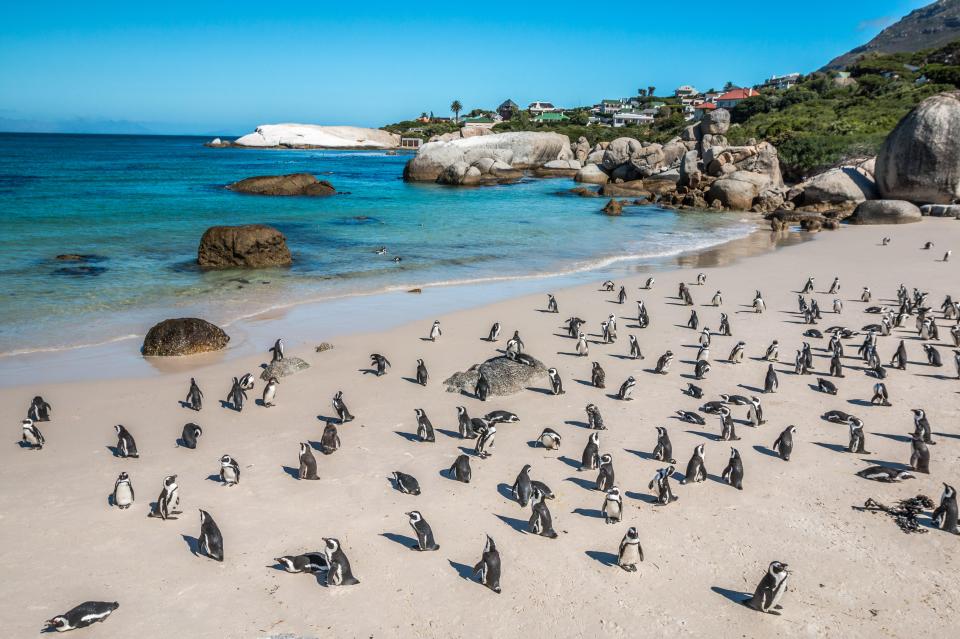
(399, 137, 422, 149)
(533, 112, 569, 123)
(714, 88, 759, 109)
(757, 73, 801, 91)
(674, 85, 699, 98)
(613, 109, 654, 127)
(599, 99, 627, 115)
(527, 101, 558, 116)
(497, 99, 519, 120)
(693, 101, 717, 121)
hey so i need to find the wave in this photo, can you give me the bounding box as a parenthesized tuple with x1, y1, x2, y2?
(0, 333, 141, 358)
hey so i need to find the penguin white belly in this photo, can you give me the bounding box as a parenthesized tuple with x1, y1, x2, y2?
(115, 484, 133, 507)
(619, 543, 641, 565)
(222, 468, 238, 484)
(604, 501, 621, 520)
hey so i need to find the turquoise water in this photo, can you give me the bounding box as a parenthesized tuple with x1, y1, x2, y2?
(0, 133, 755, 355)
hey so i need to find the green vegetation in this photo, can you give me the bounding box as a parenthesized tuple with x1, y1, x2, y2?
(380, 119, 460, 141)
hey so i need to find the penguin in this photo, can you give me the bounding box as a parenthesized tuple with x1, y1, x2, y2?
(744, 561, 790, 615)
(114, 424, 138, 458)
(654, 350, 674, 374)
(428, 320, 442, 341)
(184, 378, 203, 411)
(538, 428, 562, 450)
(923, 241, 934, 250)
(547, 294, 558, 313)
(274, 553, 329, 573)
(823, 410, 855, 424)
(219, 454, 240, 486)
(226, 377, 247, 411)
(794, 350, 809, 375)
(617, 285, 627, 304)
(829, 352, 844, 378)
(701, 400, 725, 415)
(694, 359, 711, 380)
(816, 378, 838, 395)
(617, 376, 636, 400)
(20, 418, 44, 449)
(617, 527, 644, 572)
(449, 454, 472, 483)
(711, 290, 723, 307)
(944, 249, 952, 262)
(576, 332, 589, 357)
(406, 511, 439, 551)
(881, 237, 890, 246)
(764, 364, 779, 393)
(456, 406, 475, 438)
(487, 322, 501, 342)
(861, 287, 871, 303)
(298, 442, 319, 480)
(566, 316, 585, 338)
(393, 471, 421, 495)
(528, 488, 558, 538)
(580, 432, 601, 471)
(238, 373, 255, 391)
(728, 341, 745, 364)
(685, 383, 704, 399)
(475, 370, 490, 401)
(652, 426, 676, 463)
(772, 426, 796, 461)
(269, 338, 284, 362)
(261, 377, 278, 407)
(370, 353, 391, 376)
(890, 340, 908, 370)
(643, 276, 655, 289)
(180, 423, 202, 449)
(764, 340, 779, 362)
(591, 361, 606, 388)
(547, 368, 565, 395)
(676, 410, 705, 425)
(474, 423, 496, 458)
(801, 276, 814, 294)
(871, 382, 891, 406)
(323, 538, 360, 586)
(697, 272, 707, 285)
(44, 602, 120, 633)
(857, 465, 915, 482)
(828, 277, 840, 295)
(848, 418, 869, 454)
(149, 475, 179, 520)
(585, 403, 605, 430)
(473, 535, 501, 593)
(718, 406, 740, 441)
(912, 408, 935, 445)
(721, 447, 744, 490)
(688, 310, 699, 330)
(414, 408, 435, 442)
(719, 313, 731, 336)
(699, 327, 711, 348)
(332, 391, 354, 423)
(512, 464, 534, 506)
(636, 300, 649, 328)
(531, 479, 555, 500)
(416, 359, 428, 386)
(510, 330, 525, 353)
(112, 472, 134, 509)
(648, 465, 678, 504)
(932, 483, 959, 534)
(833, 298, 843, 314)
(628, 335, 644, 360)
(923, 344, 942, 367)
(602, 486, 623, 523)
(909, 432, 930, 474)
(682, 444, 707, 484)
(747, 396, 765, 427)
(596, 453, 615, 491)
(720, 394, 751, 406)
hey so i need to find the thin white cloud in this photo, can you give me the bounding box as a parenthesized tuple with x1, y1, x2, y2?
(858, 15, 895, 31)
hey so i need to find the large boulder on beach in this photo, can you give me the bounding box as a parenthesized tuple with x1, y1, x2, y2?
(602, 137, 643, 170)
(875, 91, 960, 204)
(443, 355, 548, 397)
(142, 318, 229, 356)
(796, 166, 876, 208)
(699, 108, 731, 135)
(575, 163, 609, 185)
(260, 356, 310, 380)
(227, 173, 336, 196)
(198, 224, 292, 268)
(233, 124, 400, 149)
(707, 171, 772, 210)
(850, 200, 922, 224)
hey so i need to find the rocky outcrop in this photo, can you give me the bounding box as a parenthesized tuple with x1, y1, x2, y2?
(793, 165, 877, 209)
(227, 173, 336, 196)
(850, 199, 923, 224)
(198, 224, 292, 268)
(602, 199, 624, 216)
(444, 355, 548, 397)
(534, 159, 582, 177)
(575, 163, 609, 185)
(233, 124, 400, 149)
(699, 108, 731, 135)
(260, 356, 310, 380)
(707, 171, 776, 211)
(921, 203, 960, 217)
(142, 318, 229, 356)
(875, 91, 960, 204)
(404, 132, 573, 184)
(573, 136, 591, 163)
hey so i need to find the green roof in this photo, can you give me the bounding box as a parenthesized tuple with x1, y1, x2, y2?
(534, 112, 570, 121)
(463, 116, 494, 123)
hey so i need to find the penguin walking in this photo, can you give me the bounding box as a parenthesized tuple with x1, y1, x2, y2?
(261, 377, 279, 407)
(652, 426, 676, 464)
(393, 471, 421, 495)
(547, 294, 558, 313)
(429, 320, 442, 341)
(596, 453, 615, 491)
(617, 527, 644, 572)
(472, 535, 501, 593)
(932, 483, 959, 534)
(580, 432, 601, 471)
(871, 382, 891, 406)
(772, 426, 796, 461)
(487, 322, 501, 342)
(801, 276, 815, 294)
(406, 511, 439, 551)
(682, 444, 707, 484)
(694, 359, 711, 380)
(528, 488, 558, 538)
(617, 285, 627, 304)
(475, 370, 490, 401)
(764, 364, 779, 393)
(688, 310, 699, 330)
(184, 378, 203, 411)
(747, 396, 765, 426)
(414, 408, 436, 442)
(538, 428, 562, 450)
(648, 465, 678, 504)
(643, 276, 655, 289)
(114, 424, 139, 458)
(547, 368, 565, 395)
(617, 376, 636, 400)
(576, 332, 589, 357)
(728, 341, 745, 364)
(764, 340, 779, 362)
(149, 475, 180, 520)
(828, 277, 840, 295)
(628, 335, 643, 360)
(744, 561, 790, 615)
(298, 442, 319, 480)
(112, 472, 134, 509)
(370, 353, 391, 376)
(602, 486, 623, 523)
(323, 538, 360, 586)
(332, 391, 354, 423)
(591, 361, 606, 388)
(654, 350, 674, 374)
(219, 454, 240, 486)
(912, 408, 935, 445)
(848, 418, 869, 453)
(512, 464, 534, 506)
(721, 448, 744, 490)
(269, 338, 284, 362)
(180, 423, 202, 449)
(44, 602, 120, 633)
(890, 340, 908, 370)
(474, 423, 496, 458)
(20, 418, 44, 449)
(449, 454, 473, 483)
(909, 433, 930, 474)
(718, 407, 740, 441)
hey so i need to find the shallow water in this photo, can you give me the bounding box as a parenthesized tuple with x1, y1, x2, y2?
(0, 133, 755, 355)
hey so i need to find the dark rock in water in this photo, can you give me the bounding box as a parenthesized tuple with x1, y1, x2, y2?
(602, 199, 624, 216)
(227, 173, 336, 196)
(198, 224, 292, 268)
(142, 318, 229, 356)
(444, 355, 548, 397)
(55, 253, 106, 262)
(260, 356, 310, 380)
(53, 265, 107, 277)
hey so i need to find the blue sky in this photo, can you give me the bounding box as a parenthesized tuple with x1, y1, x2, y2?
(0, 1, 932, 135)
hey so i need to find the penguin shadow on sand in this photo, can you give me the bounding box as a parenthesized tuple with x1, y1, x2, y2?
(564, 476, 597, 491)
(448, 559, 476, 581)
(525, 386, 556, 396)
(219, 399, 241, 412)
(106, 445, 123, 457)
(624, 448, 657, 462)
(934, 430, 960, 441)
(862, 457, 912, 471)
(624, 489, 659, 504)
(573, 379, 595, 387)
(871, 432, 911, 443)
(584, 550, 619, 567)
(495, 514, 529, 534)
(181, 534, 201, 556)
(393, 430, 422, 443)
(711, 585, 752, 609)
(737, 383, 766, 394)
(316, 415, 340, 425)
(380, 532, 419, 550)
(571, 507, 604, 519)
(177, 400, 197, 410)
(556, 455, 582, 469)
(496, 483, 516, 501)
(435, 428, 461, 440)
(751, 444, 780, 459)
(400, 376, 422, 386)
(684, 429, 719, 442)
(563, 419, 591, 429)
(846, 398, 875, 407)
(813, 441, 848, 453)
(281, 466, 301, 480)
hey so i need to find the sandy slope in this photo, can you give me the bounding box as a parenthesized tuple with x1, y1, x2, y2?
(1, 220, 958, 638)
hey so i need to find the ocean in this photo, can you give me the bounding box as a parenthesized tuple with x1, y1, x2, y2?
(0, 132, 756, 357)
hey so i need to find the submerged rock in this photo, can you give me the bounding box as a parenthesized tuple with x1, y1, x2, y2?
(142, 318, 229, 356)
(260, 356, 310, 380)
(227, 173, 336, 196)
(198, 224, 292, 268)
(444, 355, 548, 397)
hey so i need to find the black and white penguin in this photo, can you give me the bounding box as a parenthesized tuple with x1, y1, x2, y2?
(332, 391, 354, 423)
(654, 350, 674, 374)
(591, 361, 606, 388)
(644, 276, 655, 289)
(596, 453, 615, 491)
(528, 488, 558, 538)
(180, 423, 202, 449)
(711, 290, 723, 307)
(197, 509, 224, 562)
(474, 422, 496, 458)
(184, 378, 203, 411)
(269, 338, 285, 362)
(298, 442, 319, 480)
(44, 601, 119, 633)
(114, 424, 139, 459)
(720, 394, 750, 406)
(370, 353, 391, 376)
(429, 320, 442, 341)
(753, 292, 766, 314)
(718, 406, 740, 441)
(801, 276, 814, 294)
(828, 276, 840, 295)
(149, 475, 179, 520)
(580, 432, 601, 471)
(226, 377, 247, 411)
(415, 359, 428, 386)
(909, 432, 930, 474)
(912, 408, 935, 445)
(547, 293, 558, 313)
(323, 538, 360, 586)
(27, 395, 52, 422)
(794, 349, 809, 375)
(238, 373, 255, 391)
(617, 285, 627, 304)
(219, 454, 240, 486)
(547, 368, 565, 395)
(449, 454, 472, 483)
(701, 400, 725, 415)
(682, 444, 707, 484)
(694, 359, 711, 380)
(744, 561, 790, 615)
(652, 426, 676, 464)
(393, 471, 421, 495)
(603, 486, 623, 523)
(870, 382, 891, 406)
(487, 322, 501, 341)
(628, 335, 644, 360)
(829, 352, 844, 378)
(719, 313, 732, 337)
(721, 447, 744, 490)
(617, 527, 644, 572)
(512, 464, 534, 506)
(816, 378, 838, 395)
(676, 410, 705, 425)
(932, 483, 959, 535)
(406, 511, 440, 551)
(414, 408, 436, 442)
(473, 535, 501, 593)
(699, 326, 712, 348)
(320, 423, 340, 455)
(688, 309, 699, 330)
(576, 331, 589, 357)
(728, 341, 746, 364)
(112, 472, 134, 509)
(510, 330, 525, 353)
(764, 340, 779, 362)
(696, 343, 711, 362)
(747, 396, 765, 426)
(456, 406, 475, 438)
(890, 340, 908, 370)
(685, 383, 704, 399)
(617, 376, 636, 401)
(475, 371, 490, 401)
(261, 377, 278, 407)
(848, 418, 869, 453)
(538, 428, 562, 450)
(764, 364, 779, 393)
(772, 426, 796, 461)
(274, 553, 329, 573)
(21, 418, 44, 449)
(857, 465, 915, 482)
(648, 465, 678, 504)
(822, 409, 855, 424)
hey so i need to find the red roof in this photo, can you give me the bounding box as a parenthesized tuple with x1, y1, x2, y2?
(694, 102, 717, 110)
(716, 88, 759, 101)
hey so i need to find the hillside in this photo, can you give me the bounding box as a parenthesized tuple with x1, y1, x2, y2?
(823, 0, 960, 70)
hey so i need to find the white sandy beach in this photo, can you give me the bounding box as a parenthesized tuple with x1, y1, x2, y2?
(1, 219, 958, 639)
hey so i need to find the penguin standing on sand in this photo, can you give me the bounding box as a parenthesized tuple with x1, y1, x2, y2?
(547, 368, 565, 395)
(114, 425, 138, 458)
(711, 291, 723, 307)
(654, 350, 674, 374)
(547, 294, 558, 313)
(744, 561, 790, 615)
(828, 277, 840, 295)
(475, 371, 490, 401)
(576, 332, 589, 357)
(528, 488, 558, 538)
(21, 419, 44, 449)
(617, 376, 636, 400)
(449, 454, 473, 482)
(890, 340, 908, 370)
(772, 426, 796, 461)
(332, 391, 354, 423)
(718, 406, 740, 441)
(112, 472, 134, 509)
(261, 377, 278, 407)
(226, 377, 247, 411)
(747, 396, 765, 426)
(923, 344, 942, 367)
(44, 602, 120, 633)
(695, 359, 711, 380)
(764, 364, 779, 393)
(416, 359, 428, 386)
(323, 538, 360, 586)
(644, 276, 655, 289)
(618, 285, 627, 304)
(591, 361, 606, 388)
(370, 353, 391, 376)
(682, 444, 707, 484)
(829, 352, 844, 378)
(688, 310, 699, 330)
(298, 442, 319, 480)
(764, 340, 779, 362)
(512, 464, 534, 506)
(320, 424, 340, 454)
(474, 422, 496, 458)
(699, 327, 711, 348)
(617, 527, 644, 572)
(602, 486, 623, 523)
(596, 453, 615, 491)
(912, 408, 935, 445)
(909, 432, 930, 474)
(861, 287, 872, 302)
(456, 406, 476, 438)
(648, 466, 678, 504)
(871, 383, 891, 406)
(393, 471, 421, 495)
(27, 396, 52, 422)
(580, 432, 601, 471)
(722, 448, 744, 490)
(628, 335, 643, 360)
(180, 423, 202, 449)
(932, 483, 959, 534)
(473, 535, 501, 593)
(149, 475, 179, 520)
(487, 322, 501, 342)
(406, 511, 440, 551)
(586, 403, 605, 430)
(801, 277, 814, 294)
(414, 408, 436, 442)
(848, 418, 869, 453)
(652, 426, 676, 464)
(238, 373, 255, 391)
(753, 292, 765, 313)
(833, 298, 843, 314)
(184, 379, 203, 411)
(269, 338, 284, 362)
(728, 341, 745, 364)
(429, 320, 442, 341)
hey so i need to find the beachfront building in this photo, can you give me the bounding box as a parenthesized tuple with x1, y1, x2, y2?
(533, 112, 570, 124)
(674, 85, 699, 98)
(692, 101, 717, 121)
(399, 137, 422, 149)
(613, 109, 653, 127)
(527, 101, 558, 116)
(757, 73, 801, 91)
(497, 99, 519, 120)
(714, 87, 759, 109)
(599, 99, 627, 115)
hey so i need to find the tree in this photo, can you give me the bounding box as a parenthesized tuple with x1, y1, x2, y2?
(450, 100, 463, 122)
(419, 112, 428, 120)
(638, 88, 647, 97)
(647, 86, 656, 97)
(723, 81, 735, 91)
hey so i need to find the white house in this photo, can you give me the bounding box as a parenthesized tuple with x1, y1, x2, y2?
(613, 110, 654, 127)
(527, 101, 558, 116)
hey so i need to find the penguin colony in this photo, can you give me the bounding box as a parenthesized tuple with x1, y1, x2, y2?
(12, 237, 960, 634)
